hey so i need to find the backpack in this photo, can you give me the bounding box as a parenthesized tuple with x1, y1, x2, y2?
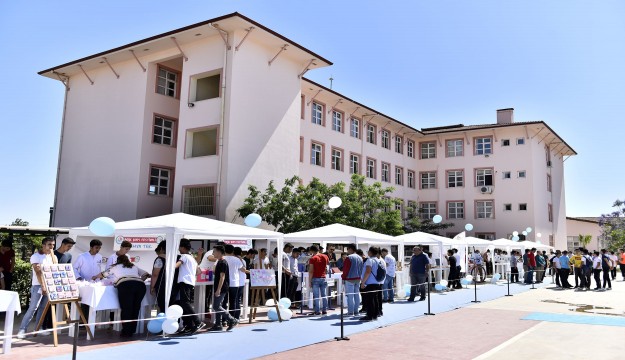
(374, 259, 387, 282)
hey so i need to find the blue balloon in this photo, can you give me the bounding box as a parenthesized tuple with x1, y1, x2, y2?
(434, 284, 444, 291)
(465, 223, 474, 231)
(89, 217, 115, 236)
(156, 312, 166, 319)
(244, 213, 262, 227)
(460, 279, 469, 286)
(147, 319, 163, 333)
(267, 308, 279, 321)
(404, 284, 411, 294)
(279, 297, 291, 309)
(432, 215, 443, 224)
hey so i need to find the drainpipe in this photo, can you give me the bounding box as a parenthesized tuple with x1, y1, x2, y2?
(210, 23, 229, 220)
(51, 78, 71, 226)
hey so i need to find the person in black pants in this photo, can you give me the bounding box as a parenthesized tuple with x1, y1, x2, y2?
(174, 239, 203, 334)
(510, 251, 519, 283)
(95, 255, 149, 338)
(592, 251, 602, 289)
(150, 241, 180, 313)
(447, 249, 461, 289)
(601, 249, 612, 290)
(360, 247, 381, 321)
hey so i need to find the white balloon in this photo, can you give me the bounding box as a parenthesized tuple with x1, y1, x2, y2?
(512, 231, 519, 237)
(465, 275, 473, 281)
(526, 227, 532, 233)
(165, 304, 183, 319)
(536, 233, 542, 238)
(279, 308, 293, 321)
(161, 319, 179, 334)
(440, 280, 448, 287)
(522, 231, 528, 236)
(328, 196, 342, 209)
(265, 299, 277, 306)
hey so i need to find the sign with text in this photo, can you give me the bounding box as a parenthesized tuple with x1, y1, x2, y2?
(42, 264, 80, 301)
(223, 239, 252, 250)
(114, 234, 165, 251)
(250, 269, 276, 287)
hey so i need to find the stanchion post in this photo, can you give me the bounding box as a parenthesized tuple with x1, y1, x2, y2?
(471, 277, 480, 303)
(72, 320, 79, 360)
(424, 279, 435, 316)
(505, 272, 513, 297)
(530, 269, 536, 290)
(334, 289, 349, 341)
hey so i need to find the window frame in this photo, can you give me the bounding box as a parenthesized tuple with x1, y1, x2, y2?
(420, 171, 437, 190)
(156, 65, 181, 99)
(395, 166, 404, 186)
(474, 167, 494, 187)
(407, 139, 415, 158)
(181, 183, 217, 217)
(447, 200, 465, 220)
(446, 138, 464, 157)
(419, 141, 437, 159)
(349, 152, 361, 175)
(547, 174, 552, 192)
(446, 169, 464, 188)
(366, 157, 377, 179)
(501, 139, 510, 147)
(331, 109, 344, 133)
(502, 171, 511, 179)
(184, 125, 219, 158)
(366, 123, 377, 144)
(350, 117, 361, 139)
(474, 136, 493, 155)
(407, 169, 416, 189)
(516, 138, 525, 145)
(148, 164, 175, 197)
(152, 114, 177, 147)
(504, 203, 512, 211)
(475, 200, 495, 219)
(395, 135, 403, 154)
(548, 203, 553, 222)
(419, 202, 438, 221)
(381, 162, 391, 182)
(518, 170, 527, 178)
(330, 146, 344, 171)
(519, 203, 528, 211)
(311, 101, 325, 126)
(310, 140, 325, 167)
(381, 130, 390, 149)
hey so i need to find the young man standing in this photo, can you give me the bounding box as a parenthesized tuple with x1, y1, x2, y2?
(592, 251, 602, 290)
(341, 244, 363, 316)
(210, 245, 238, 331)
(360, 247, 381, 321)
(222, 244, 243, 320)
(510, 251, 519, 283)
(609, 251, 618, 280)
(601, 249, 612, 290)
(0, 239, 16, 291)
(106, 240, 133, 270)
(287, 248, 301, 306)
(550, 250, 562, 287)
(570, 249, 583, 288)
(175, 238, 204, 334)
(407, 246, 430, 302)
(308, 245, 329, 315)
(619, 249, 625, 280)
(73, 239, 103, 281)
(254, 248, 271, 269)
(559, 251, 573, 288)
(54, 238, 75, 264)
(381, 248, 395, 303)
(17, 238, 57, 338)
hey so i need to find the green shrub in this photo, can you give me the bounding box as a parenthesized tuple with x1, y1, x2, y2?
(13, 257, 34, 308)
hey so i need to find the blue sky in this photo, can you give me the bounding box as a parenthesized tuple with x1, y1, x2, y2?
(1, 1, 623, 226)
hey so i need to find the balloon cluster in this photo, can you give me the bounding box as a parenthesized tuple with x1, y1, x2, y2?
(460, 275, 473, 286)
(147, 305, 184, 334)
(266, 298, 293, 321)
(89, 217, 116, 236)
(434, 279, 449, 291)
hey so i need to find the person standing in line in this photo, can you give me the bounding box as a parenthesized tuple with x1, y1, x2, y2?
(280, 243, 293, 299)
(570, 249, 583, 288)
(325, 245, 337, 269)
(233, 247, 248, 320)
(600, 249, 612, 290)
(54, 238, 75, 264)
(336, 252, 347, 271)
(0, 240, 15, 291)
(341, 244, 363, 316)
(381, 248, 396, 303)
(308, 245, 329, 315)
(360, 247, 381, 321)
(17, 237, 57, 339)
(521, 249, 529, 284)
(254, 248, 271, 269)
(174, 239, 204, 334)
(592, 251, 602, 290)
(447, 249, 461, 289)
(559, 251, 573, 289)
(287, 248, 301, 307)
(453, 248, 462, 278)
(510, 251, 519, 283)
(526, 248, 536, 284)
(581, 249, 593, 291)
(209, 245, 238, 332)
(407, 246, 430, 302)
(550, 250, 562, 287)
(618, 249, 625, 280)
(222, 245, 243, 320)
(609, 251, 618, 280)
(535, 250, 546, 283)
(375, 248, 385, 317)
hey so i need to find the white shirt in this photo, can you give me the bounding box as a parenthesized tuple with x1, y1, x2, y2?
(106, 253, 118, 270)
(552, 255, 562, 269)
(254, 256, 270, 269)
(73, 252, 103, 280)
(199, 250, 215, 270)
(454, 253, 461, 266)
(289, 256, 300, 278)
(384, 254, 396, 277)
(224, 255, 241, 287)
(104, 264, 148, 283)
(281, 252, 290, 272)
(593, 256, 602, 269)
(177, 253, 197, 286)
(237, 258, 247, 287)
(270, 255, 279, 270)
(30, 252, 54, 286)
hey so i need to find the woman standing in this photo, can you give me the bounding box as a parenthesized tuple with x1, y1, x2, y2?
(97, 255, 149, 338)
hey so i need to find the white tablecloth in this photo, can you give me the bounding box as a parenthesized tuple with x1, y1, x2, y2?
(0, 290, 21, 354)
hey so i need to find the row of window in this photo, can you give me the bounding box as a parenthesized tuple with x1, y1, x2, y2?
(401, 200, 553, 223)
(149, 165, 216, 216)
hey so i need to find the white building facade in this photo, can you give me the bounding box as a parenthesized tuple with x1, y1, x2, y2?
(39, 13, 576, 249)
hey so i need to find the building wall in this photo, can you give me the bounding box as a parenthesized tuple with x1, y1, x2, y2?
(566, 219, 603, 251)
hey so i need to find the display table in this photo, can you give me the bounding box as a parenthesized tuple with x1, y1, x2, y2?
(69, 282, 154, 339)
(0, 290, 21, 354)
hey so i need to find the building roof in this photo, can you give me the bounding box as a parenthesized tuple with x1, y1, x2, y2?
(421, 120, 577, 156)
(566, 217, 600, 224)
(0, 225, 70, 236)
(38, 12, 332, 78)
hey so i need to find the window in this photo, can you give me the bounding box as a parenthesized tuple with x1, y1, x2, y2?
(516, 138, 525, 145)
(332, 111, 343, 133)
(191, 73, 220, 102)
(300, 95, 305, 120)
(395, 135, 403, 154)
(185, 127, 218, 158)
(547, 174, 552, 192)
(420, 171, 436, 189)
(395, 200, 403, 218)
(331, 148, 343, 171)
(476, 200, 494, 219)
(366, 124, 376, 144)
(567, 236, 581, 252)
(502, 171, 511, 179)
(407, 140, 415, 158)
(153, 115, 175, 146)
(381, 162, 390, 182)
(446, 139, 463, 157)
(502, 139, 510, 146)
(381, 130, 390, 149)
(549, 234, 555, 247)
(447, 201, 464, 219)
(350, 118, 360, 139)
(475, 137, 492, 155)
(156, 66, 179, 98)
(504, 203, 512, 211)
(518, 170, 526, 178)
(311, 142, 324, 166)
(519, 203, 527, 211)
(299, 137, 304, 162)
(395, 166, 403, 186)
(420, 142, 436, 159)
(366, 158, 376, 179)
(447, 170, 464, 188)
(407, 170, 415, 189)
(475, 168, 493, 186)
(349, 153, 360, 174)
(476, 233, 496, 240)
(149, 166, 172, 196)
(545, 146, 552, 165)
(548, 203, 553, 222)
(312, 102, 324, 125)
(183, 185, 215, 216)
(419, 202, 437, 220)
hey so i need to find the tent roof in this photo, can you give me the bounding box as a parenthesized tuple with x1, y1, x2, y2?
(491, 238, 520, 247)
(68, 213, 283, 240)
(518, 240, 554, 250)
(395, 232, 452, 245)
(464, 237, 495, 246)
(284, 223, 396, 244)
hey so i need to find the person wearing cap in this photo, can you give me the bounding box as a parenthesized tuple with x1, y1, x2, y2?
(106, 240, 133, 270)
(54, 237, 75, 264)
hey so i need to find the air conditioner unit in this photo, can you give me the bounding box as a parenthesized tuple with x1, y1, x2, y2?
(547, 160, 552, 167)
(480, 186, 494, 194)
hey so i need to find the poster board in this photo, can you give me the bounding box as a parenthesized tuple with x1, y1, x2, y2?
(41, 264, 79, 301)
(250, 269, 276, 287)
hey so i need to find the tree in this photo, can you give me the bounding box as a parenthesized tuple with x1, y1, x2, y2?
(236, 174, 404, 235)
(0, 218, 43, 261)
(403, 203, 454, 235)
(578, 234, 592, 249)
(599, 199, 625, 251)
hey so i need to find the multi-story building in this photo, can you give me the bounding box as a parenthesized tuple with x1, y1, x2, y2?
(39, 12, 576, 249)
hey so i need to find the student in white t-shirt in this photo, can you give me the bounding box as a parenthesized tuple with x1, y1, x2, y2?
(233, 247, 248, 319)
(253, 248, 271, 269)
(223, 245, 245, 320)
(106, 240, 132, 270)
(18, 237, 57, 338)
(174, 239, 204, 334)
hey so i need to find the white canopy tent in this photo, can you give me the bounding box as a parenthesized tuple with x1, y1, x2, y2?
(519, 240, 554, 251)
(395, 232, 453, 267)
(283, 223, 399, 249)
(69, 213, 284, 308)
